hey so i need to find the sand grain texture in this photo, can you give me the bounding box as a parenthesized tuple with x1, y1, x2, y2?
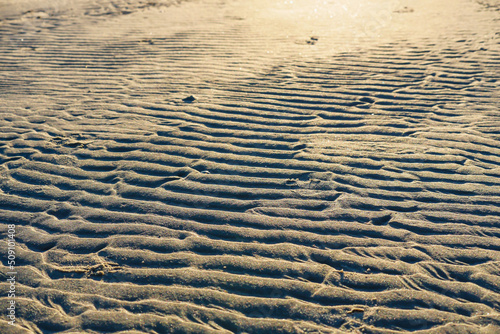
(1, 0, 500, 333)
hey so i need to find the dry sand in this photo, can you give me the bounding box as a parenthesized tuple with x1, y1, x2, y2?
(1, 0, 500, 333)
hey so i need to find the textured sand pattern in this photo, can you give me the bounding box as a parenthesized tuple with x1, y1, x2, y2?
(1, 0, 500, 333)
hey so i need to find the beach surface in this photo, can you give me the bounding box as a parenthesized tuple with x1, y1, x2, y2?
(1, 0, 500, 333)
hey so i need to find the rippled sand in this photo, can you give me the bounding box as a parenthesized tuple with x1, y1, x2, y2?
(1, 0, 499, 333)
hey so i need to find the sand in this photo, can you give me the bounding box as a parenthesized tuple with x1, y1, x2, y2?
(0, 0, 499, 333)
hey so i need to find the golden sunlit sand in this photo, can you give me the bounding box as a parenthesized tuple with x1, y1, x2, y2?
(1, 0, 499, 333)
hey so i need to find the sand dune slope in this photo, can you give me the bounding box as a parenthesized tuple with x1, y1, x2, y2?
(1, 0, 500, 333)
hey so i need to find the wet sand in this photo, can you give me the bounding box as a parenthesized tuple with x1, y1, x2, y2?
(1, 0, 500, 333)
